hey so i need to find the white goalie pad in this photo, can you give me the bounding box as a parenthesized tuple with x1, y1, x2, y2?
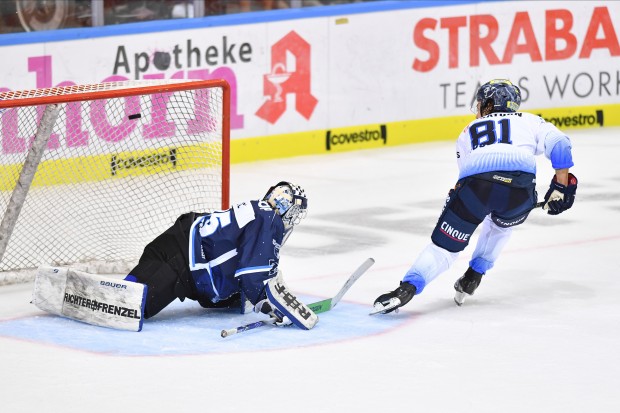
(32, 265, 147, 332)
(265, 273, 318, 330)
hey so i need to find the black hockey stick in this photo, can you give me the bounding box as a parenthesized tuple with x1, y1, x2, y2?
(221, 258, 375, 338)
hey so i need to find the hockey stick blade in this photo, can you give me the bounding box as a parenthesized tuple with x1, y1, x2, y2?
(221, 258, 375, 338)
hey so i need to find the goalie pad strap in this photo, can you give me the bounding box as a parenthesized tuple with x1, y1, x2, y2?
(265, 275, 318, 330)
(32, 265, 147, 332)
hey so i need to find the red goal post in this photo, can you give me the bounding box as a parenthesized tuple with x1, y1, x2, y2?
(0, 79, 230, 283)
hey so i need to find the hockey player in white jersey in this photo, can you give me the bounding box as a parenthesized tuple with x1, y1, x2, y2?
(372, 79, 578, 314)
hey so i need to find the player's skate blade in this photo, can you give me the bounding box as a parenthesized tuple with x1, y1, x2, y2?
(369, 298, 401, 315)
(454, 290, 468, 306)
(453, 268, 483, 306)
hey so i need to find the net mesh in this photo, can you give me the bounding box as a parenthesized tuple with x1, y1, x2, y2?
(0, 80, 227, 283)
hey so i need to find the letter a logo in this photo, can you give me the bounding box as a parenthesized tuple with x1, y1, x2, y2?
(256, 31, 318, 124)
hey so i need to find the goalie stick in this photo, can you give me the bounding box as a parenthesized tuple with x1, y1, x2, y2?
(221, 257, 375, 338)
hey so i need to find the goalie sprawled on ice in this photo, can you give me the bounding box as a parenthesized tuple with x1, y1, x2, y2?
(32, 181, 318, 332)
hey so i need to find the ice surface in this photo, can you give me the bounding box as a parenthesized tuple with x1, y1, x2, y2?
(1, 127, 619, 412)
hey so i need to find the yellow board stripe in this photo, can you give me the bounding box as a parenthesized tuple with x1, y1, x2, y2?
(0, 143, 221, 190)
(230, 103, 619, 163)
(1, 103, 617, 190)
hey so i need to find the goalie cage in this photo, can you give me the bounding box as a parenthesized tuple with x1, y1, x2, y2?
(0, 79, 230, 285)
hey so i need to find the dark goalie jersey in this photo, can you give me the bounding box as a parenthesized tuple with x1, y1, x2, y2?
(187, 200, 285, 306)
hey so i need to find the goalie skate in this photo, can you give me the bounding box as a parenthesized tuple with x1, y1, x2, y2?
(369, 298, 401, 315)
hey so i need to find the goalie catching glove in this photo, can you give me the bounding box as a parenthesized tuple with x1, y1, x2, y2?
(256, 271, 318, 330)
(543, 173, 578, 215)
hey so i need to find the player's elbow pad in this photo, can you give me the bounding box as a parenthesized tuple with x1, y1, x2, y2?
(548, 137, 574, 170)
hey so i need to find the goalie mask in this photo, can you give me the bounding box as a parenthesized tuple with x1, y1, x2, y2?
(263, 181, 308, 242)
(471, 79, 521, 116)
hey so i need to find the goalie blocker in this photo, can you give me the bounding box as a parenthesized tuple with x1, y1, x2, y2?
(265, 273, 318, 330)
(32, 265, 147, 332)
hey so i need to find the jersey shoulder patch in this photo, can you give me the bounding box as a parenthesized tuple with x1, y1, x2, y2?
(232, 201, 256, 229)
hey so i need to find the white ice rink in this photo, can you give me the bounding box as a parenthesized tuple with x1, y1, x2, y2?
(1, 126, 619, 413)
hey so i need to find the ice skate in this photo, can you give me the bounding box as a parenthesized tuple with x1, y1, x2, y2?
(454, 267, 483, 306)
(371, 282, 416, 315)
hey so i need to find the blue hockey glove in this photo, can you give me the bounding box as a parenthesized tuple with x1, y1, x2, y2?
(543, 173, 578, 215)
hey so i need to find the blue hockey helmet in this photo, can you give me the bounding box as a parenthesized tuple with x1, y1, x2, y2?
(472, 79, 521, 115)
(263, 181, 308, 238)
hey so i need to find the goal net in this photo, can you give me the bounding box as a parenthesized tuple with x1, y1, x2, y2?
(0, 79, 230, 284)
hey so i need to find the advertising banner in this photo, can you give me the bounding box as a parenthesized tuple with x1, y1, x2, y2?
(0, 0, 618, 162)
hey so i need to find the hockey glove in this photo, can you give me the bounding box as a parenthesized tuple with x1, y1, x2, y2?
(253, 299, 292, 327)
(543, 173, 578, 215)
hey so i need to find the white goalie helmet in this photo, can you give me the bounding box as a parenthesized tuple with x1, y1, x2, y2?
(263, 181, 308, 234)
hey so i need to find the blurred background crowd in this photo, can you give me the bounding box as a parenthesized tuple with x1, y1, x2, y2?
(0, 0, 379, 33)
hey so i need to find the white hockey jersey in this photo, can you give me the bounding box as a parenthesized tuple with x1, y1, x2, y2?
(456, 112, 571, 180)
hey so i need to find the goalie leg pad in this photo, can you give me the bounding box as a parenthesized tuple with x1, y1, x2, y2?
(265, 275, 318, 330)
(32, 265, 147, 332)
